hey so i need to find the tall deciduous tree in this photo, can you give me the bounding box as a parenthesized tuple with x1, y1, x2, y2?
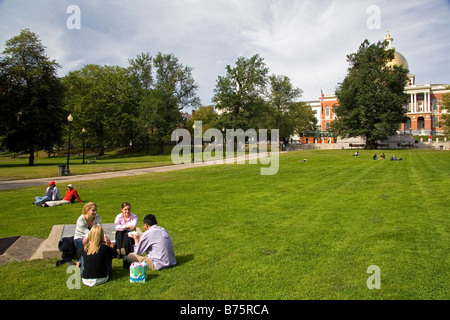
(63, 64, 136, 156)
(129, 52, 200, 154)
(213, 54, 269, 130)
(331, 39, 409, 149)
(0, 29, 65, 165)
(266, 74, 316, 144)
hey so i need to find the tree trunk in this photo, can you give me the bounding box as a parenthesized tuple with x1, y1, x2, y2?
(158, 139, 165, 155)
(28, 146, 35, 166)
(365, 138, 377, 150)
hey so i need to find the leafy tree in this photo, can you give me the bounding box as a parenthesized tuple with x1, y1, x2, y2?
(62, 64, 136, 156)
(438, 87, 450, 137)
(186, 105, 219, 134)
(331, 39, 409, 149)
(0, 29, 65, 165)
(213, 54, 269, 130)
(129, 52, 200, 154)
(266, 74, 316, 144)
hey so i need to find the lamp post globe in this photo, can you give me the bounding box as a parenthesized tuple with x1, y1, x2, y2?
(81, 128, 86, 164)
(66, 114, 73, 174)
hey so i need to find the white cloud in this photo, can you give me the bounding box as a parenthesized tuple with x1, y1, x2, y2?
(1, 0, 449, 106)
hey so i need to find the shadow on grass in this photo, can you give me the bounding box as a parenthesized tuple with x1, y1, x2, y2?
(175, 254, 194, 267)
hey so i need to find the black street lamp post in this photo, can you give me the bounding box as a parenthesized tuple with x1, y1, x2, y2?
(66, 114, 73, 175)
(192, 123, 195, 163)
(82, 128, 86, 164)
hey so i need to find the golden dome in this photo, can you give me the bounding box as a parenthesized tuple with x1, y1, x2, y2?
(387, 51, 409, 70)
(384, 30, 409, 71)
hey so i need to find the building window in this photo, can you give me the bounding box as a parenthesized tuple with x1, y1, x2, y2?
(417, 117, 425, 130)
(325, 106, 330, 119)
(418, 102, 423, 112)
(433, 117, 439, 127)
(432, 99, 439, 112)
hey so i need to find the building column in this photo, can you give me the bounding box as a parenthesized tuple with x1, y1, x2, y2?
(413, 94, 417, 113)
(410, 94, 413, 112)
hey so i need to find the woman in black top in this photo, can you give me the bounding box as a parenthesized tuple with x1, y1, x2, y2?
(79, 225, 118, 287)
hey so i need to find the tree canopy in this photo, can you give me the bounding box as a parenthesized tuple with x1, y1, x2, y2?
(213, 54, 316, 142)
(129, 52, 201, 154)
(0, 29, 65, 165)
(331, 39, 409, 149)
(438, 87, 450, 137)
(62, 64, 136, 156)
(213, 54, 269, 131)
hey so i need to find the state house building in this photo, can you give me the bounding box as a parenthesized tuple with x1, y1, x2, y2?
(304, 31, 449, 138)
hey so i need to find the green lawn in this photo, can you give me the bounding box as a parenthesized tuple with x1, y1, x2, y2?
(0, 149, 448, 300)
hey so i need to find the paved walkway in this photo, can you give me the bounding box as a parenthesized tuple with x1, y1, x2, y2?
(0, 152, 278, 191)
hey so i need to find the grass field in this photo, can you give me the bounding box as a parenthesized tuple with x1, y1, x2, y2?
(0, 149, 448, 300)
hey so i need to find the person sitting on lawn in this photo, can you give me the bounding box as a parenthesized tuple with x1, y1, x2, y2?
(77, 225, 118, 287)
(44, 184, 82, 207)
(114, 202, 138, 257)
(73, 202, 106, 250)
(125, 214, 176, 271)
(33, 181, 60, 206)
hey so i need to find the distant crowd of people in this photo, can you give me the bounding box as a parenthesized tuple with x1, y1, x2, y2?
(352, 151, 403, 161)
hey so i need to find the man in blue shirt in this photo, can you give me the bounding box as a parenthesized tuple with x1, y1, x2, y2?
(125, 214, 176, 271)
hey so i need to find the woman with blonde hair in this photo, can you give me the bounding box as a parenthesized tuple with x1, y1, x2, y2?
(79, 225, 118, 287)
(74, 202, 110, 250)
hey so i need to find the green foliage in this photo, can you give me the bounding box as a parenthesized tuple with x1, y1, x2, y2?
(186, 106, 219, 134)
(129, 52, 201, 154)
(213, 55, 317, 140)
(0, 29, 65, 165)
(438, 87, 450, 137)
(62, 64, 137, 156)
(332, 39, 409, 148)
(266, 75, 317, 142)
(213, 54, 269, 130)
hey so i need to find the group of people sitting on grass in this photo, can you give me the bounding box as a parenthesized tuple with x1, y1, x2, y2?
(59, 201, 177, 287)
(372, 153, 403, 161)
(33, 182, 82, 207)
(352, 152, 403, 161)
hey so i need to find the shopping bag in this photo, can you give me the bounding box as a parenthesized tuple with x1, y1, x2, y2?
(130, 261, 148, 283)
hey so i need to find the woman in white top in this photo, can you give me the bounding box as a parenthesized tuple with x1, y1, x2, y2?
(74, 202, 110, 249)
(113, 202, 138, 256)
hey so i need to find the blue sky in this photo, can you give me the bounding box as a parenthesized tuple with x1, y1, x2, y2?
(1, 0, 449, 109)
